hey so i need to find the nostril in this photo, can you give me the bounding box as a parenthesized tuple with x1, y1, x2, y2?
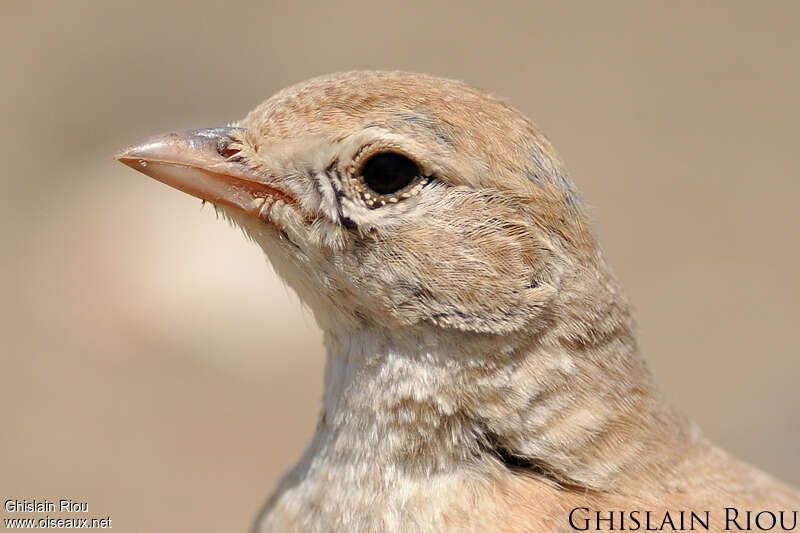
(217, 140, 242, 160)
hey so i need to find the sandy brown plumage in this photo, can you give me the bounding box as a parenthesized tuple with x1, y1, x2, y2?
(117, 71, 799, 532)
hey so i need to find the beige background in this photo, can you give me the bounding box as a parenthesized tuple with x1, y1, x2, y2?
(1, 1, 798, 531)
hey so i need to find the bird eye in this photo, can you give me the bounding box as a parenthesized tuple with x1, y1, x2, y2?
(359, 152, 420, 196)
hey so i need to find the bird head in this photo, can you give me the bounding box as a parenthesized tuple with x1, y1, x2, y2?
(118, 71, 613, 339)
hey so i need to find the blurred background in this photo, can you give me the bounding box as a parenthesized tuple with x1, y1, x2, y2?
(1, 1, 798, 531)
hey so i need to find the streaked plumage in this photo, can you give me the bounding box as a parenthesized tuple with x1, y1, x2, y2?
(117, 71, 799, 532)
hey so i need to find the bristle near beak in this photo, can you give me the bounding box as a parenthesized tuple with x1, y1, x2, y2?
(116, 127, 294, 216)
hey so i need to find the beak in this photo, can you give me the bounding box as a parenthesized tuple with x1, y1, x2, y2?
(116, 127, 292, 216)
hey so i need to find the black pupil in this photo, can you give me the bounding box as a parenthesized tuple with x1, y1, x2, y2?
(361, 153, 418, 195)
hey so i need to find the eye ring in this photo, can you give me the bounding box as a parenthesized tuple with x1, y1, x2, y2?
(356, 152, 425, 204)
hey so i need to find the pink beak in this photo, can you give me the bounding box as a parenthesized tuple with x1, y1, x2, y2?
(116, 127, 295, 215)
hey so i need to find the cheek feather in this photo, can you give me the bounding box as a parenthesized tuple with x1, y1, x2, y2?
(328, 190, 561, 334)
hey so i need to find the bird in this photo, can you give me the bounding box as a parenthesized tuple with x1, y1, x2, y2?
(116, 71, 799, 533)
